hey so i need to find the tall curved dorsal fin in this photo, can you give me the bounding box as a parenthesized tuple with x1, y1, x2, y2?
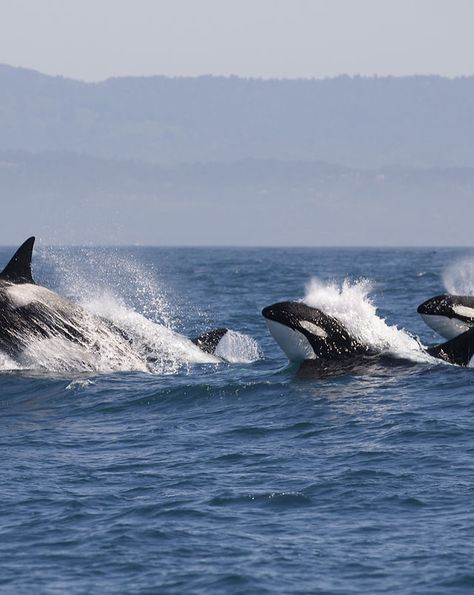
(0, 237, 36, 284)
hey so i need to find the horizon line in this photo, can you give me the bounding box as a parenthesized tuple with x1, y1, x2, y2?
(1, 244, 473, 250)
(2, 63, 474, 85)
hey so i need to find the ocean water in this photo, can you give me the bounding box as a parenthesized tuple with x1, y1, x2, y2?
(1, 246, 474, 594)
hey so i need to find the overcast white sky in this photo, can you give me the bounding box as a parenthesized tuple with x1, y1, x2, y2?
(1, 0, 473, 81)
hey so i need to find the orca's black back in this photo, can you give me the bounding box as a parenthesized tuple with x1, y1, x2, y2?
(427, 327, 474, 367)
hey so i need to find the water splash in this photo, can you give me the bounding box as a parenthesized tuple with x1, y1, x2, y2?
(214, 330, 263, 363)
(0, 352, 21, 371)
(443, 258, 474, 295)
(38, 247, 176, 328)
(0, 250, 261, 374)
(84, 292, 218, 374)
(303, 278, 424, 358)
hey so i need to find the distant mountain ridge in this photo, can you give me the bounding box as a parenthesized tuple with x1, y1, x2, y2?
(1, 64, 474, 168)
(1, 65, 474, 246)
(1, 150, 473, 246)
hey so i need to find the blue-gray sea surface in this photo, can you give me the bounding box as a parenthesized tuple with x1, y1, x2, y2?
(1, 246, 474, 594)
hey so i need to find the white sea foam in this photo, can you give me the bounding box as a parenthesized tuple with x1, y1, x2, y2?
(443, 258, 474, 295)
(0, 352, 21, 371)
(66, 379, 95, 390)
(303, 277, 427, 361)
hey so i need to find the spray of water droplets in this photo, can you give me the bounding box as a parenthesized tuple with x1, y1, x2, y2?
(303, 277, 426, 360)
(443, 258, 474, 296)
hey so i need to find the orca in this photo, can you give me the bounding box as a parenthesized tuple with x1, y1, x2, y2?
(0, 238, 231, 369)
(263, 300, 474, 371)
(262, 301, 372, 362)
(417, 294, 474, 340)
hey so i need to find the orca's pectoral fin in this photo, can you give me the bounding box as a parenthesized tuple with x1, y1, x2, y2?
(427, 327, 474, 366)
(191, 328, 229, 355)
(0, 237, 36, 284)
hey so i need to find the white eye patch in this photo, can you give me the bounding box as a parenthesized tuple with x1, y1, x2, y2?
(299, 320, 327, 338)
(453, 305, 474, 320)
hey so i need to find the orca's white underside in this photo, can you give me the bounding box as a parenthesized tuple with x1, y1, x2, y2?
(265, 319, 315, 362)
(421, 314, 470, 340)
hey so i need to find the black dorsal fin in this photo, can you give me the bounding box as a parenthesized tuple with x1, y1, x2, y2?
(0, 237, 36, 284)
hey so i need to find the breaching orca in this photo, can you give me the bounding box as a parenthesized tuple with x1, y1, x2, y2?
(417, 294, 474, 340)
(0, 238, 231, 368)
(263, 300, 474, 370)
(262, 301, 372, 362)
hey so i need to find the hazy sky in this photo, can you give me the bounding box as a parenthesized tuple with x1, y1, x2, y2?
(1, 0, 474, 81)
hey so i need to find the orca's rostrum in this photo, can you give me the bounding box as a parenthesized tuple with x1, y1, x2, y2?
(0, 238, 231, 370)
(263, 300, 474, 369)
(417, 294, 474, 340)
